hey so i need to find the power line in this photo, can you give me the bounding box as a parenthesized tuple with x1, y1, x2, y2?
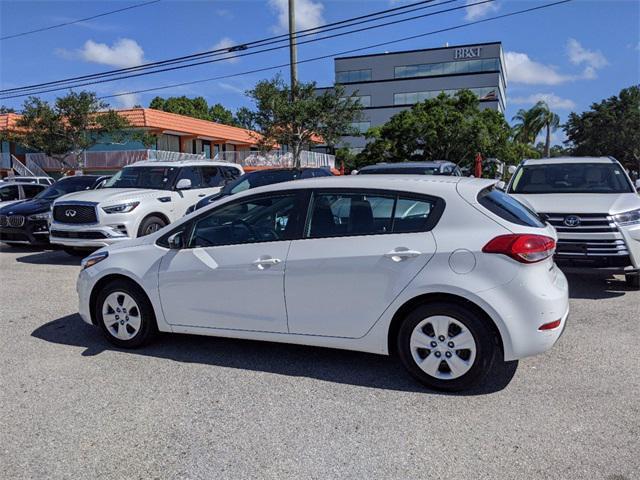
(1, 0, 452, 94)
(1, 0, 491, 99)
(98, 0, 573, 103)
(0, 0, 161, 41)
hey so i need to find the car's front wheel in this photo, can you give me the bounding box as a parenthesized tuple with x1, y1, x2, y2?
(95, 279, 157, 348)
(137, 215, 167, 237)
(397, 302, 497, 391)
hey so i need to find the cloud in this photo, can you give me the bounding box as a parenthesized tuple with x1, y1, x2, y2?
(113, 92, 140, 109)
(217, 82, 245, 94)
(268, 0, 325, 34)
(75, 38, 145, 68)
(464, 0, 499, 20)
(504, 52, 573, 85)
(212, 37, 240, 64)
(511, 93, 576, 110)
(566, 38, 608, 69)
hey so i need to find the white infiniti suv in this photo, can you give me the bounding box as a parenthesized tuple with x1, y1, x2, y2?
(507, 157, 640, 288)
(50, 160, 243, 254)
(76, 175, 569, 391)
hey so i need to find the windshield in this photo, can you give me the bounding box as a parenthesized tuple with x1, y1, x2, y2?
(509, 163, 633, 194)
(34, 177, 97, 200)
(104, 166, 179, 190)
(359, 167, 442, 175)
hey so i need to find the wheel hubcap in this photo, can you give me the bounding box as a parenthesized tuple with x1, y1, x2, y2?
(102, 292, 141, 341)
(145, 223, 161, 235)
(409, 315, 477, 380)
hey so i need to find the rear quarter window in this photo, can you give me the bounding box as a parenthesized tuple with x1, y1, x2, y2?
(478, 187, 544, 227)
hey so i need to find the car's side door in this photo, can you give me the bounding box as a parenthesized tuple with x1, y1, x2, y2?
(158, 190, 305, 332)
(285, 189, 442, 338)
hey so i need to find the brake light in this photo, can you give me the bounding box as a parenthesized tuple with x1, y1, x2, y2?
(482, 234, 556, 264)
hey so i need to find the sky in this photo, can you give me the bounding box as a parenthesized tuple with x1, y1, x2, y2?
(1, 0, 639, 145)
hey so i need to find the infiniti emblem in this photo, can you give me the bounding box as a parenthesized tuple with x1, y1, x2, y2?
(563, 215, 581, 227)
(65, 209, 77, 217)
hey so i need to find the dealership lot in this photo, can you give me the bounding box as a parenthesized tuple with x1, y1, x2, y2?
(1, 246, 638, 479)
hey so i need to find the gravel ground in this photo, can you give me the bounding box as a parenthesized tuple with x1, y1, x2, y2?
(1, 245, 638, 480)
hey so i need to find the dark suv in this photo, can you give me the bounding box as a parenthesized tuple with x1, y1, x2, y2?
(0, 175, 108, 246)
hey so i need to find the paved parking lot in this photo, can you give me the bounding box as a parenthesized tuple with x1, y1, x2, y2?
(1, 245, 638, 479)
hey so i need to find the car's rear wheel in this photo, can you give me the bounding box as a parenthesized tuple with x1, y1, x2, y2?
(397, 302, 497, 391)
(137, 215, 167, 237)
(95, 279, 157, 348)
(625, 273, 640, 290)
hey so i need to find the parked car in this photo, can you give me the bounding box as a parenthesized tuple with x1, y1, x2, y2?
(507, 157, 640, 288)
(49, 160, 244, 255)
(3, 176, 54, 185)
(186, 167, 334, 213)
(0, 175, 109, 247)
(77, 175, 568, 391)
(357, 161, 462, 176)
(0, 182, 47, 209)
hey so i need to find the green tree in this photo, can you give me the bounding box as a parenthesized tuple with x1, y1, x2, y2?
(0, 106, 15, 114)
(512, 100, 560, 157)
(149, 95, 239, 126)
(8, 91, 141, 171)
(358, 90, 514, 168)
(563, 85, 640, 171)
(234, 106, 256, 130)
(247, 75, 362, 166)
(208, 103, 236, 125)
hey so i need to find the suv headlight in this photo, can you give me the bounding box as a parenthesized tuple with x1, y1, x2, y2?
(102, 202, 140, 214)
(612, 208, 640, 226)
(81, 251, 109, 270)
(28, 212, 51, 221)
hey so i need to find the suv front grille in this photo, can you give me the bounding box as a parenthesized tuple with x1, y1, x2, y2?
(50, 230, 106, 239)
(543, 213, 617, 234)
(53, 204, 97, 224)
(556, 238, 629, 257)
(0, 215, 25, 228)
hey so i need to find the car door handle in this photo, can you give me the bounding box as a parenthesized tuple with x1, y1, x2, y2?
(384, 248, 421, 262)
(252, 257, 282, 269)
(198, 193, 206, 197)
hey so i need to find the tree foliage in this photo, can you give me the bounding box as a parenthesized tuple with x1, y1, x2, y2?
(357, 90, 517, 168)
(0, 105, 15, 114)
(247, 75, 363, 166)
(563, 85, 640, 171)
(7, 91, 141, 170)
(149, 95, 245, 127)
(512, 101, 559, 157)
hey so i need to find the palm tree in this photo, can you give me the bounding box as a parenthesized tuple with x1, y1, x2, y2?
(512, 101, 560, 157)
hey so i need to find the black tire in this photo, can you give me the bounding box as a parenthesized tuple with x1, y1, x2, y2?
(625, 273, 640, 290)
(95, 279, 158, 348)
(63, 247, 93, 257)
(137, 215, 167, 237)
(396, 302, 497, 392)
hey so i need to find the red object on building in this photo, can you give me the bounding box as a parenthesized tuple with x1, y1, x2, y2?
(474, 153, 483, 178)
(340, 160, 345, 176)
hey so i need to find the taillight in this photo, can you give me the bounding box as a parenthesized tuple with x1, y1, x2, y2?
(538, 319, 561, 331)
(482, 234, 556, 264)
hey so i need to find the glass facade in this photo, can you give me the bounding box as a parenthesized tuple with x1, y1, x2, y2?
(341, 95, 371, 107)
(156, 134, 181, 152)
(336, 69, 372, 83)
(350, 121, 371, 134)
(394, 58, 500, 79)
(393, 87, 499, 106)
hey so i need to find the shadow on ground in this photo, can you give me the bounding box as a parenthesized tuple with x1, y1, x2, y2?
(15, 250, 82, 266)
(33, 313, 518, 396)
(565, 272, 635, 300)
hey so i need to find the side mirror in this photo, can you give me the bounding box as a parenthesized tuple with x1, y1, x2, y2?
(167, 231, 184, 249)
(176, 178, 192, 190)
(508, 165, 517, 175)
(495, 181, 506, 191)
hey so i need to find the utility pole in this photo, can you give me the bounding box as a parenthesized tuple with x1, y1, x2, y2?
(288, 0, 297, 101)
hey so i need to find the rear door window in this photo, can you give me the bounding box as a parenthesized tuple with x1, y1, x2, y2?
(478, 187, 544, 227)
(0, 185, 20, 201)
(22, 184, 46, 198)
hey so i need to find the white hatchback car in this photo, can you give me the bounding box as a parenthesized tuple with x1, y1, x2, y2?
(77, 176, 569, 391)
